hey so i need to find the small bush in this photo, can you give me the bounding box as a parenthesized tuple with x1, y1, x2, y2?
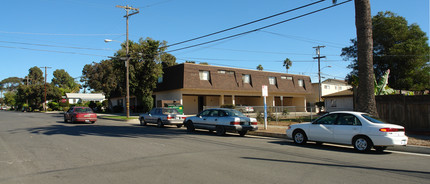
(220, 104, 235, 109)
(113, 105, 124, 113)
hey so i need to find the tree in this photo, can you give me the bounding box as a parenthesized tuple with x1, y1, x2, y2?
(353, 0, 378, 116)
(256, 64, 263, 71)
(4, 91, 16, 106)
(283, 58, 292, 73)
(160, 53, 177, 68)
(27, 67, 44, 85)
(81, 60, 118, 98)
(342, 11, 430, 92)
(0, 77, 22, 92)
(83, 37, 167, 112)
(52, 69, 80, 93)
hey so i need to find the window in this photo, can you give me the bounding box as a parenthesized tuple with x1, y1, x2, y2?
(337, 114, 362, 126)
(157, 76, 163, 83)
(339, 86, 342, 90)
(314, 114, 337, 125)
(199, 70, 210, 80)
(218, 70, 226, 74)
(281, 76, 286, 80)
(298, 79, 304, 87)
(287, 76, 293, 80)
(226, 71, 235, 75)
(324, 85, 330, 89)
(269, 77, 276, 85)
(331, 99, 337, 107)
(242, 74, 251, 84)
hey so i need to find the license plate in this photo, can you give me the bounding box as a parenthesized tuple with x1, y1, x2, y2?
(85, 120, 90, 122)
(84, 115, 91, 117)
(401, 140, 407, 145)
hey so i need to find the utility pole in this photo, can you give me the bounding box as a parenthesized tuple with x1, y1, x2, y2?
(116, 5, 139, 118)
(313, 46, 326, 103)
(40, 66, 52, 112)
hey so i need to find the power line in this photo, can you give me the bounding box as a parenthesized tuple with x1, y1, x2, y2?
(167, 0, 352, 53)
(260, 30, 347, 48)
(0, 30, 124, 36)
(166, 0, 326, 48)
(0, 45, 108, 57)
(0, 40, 115, 51)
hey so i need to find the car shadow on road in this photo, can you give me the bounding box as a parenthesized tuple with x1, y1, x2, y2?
(24, 122, 188, 139)
(269, 140, 392, 155)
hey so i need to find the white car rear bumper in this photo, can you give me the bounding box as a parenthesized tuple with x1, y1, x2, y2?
(370, 135, 408, 146)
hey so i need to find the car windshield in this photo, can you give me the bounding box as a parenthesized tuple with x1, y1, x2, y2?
(361, 114, 386, 124)
(162, 108, 179, 114)
(75, 108, 93, 113)
(223, 109, 245, 117)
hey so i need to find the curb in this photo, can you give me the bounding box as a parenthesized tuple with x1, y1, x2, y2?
(248, 131, 430, 155)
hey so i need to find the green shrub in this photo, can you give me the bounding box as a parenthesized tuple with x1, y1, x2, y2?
(113, 105, 124, 113)
(220, 104, 235, 109)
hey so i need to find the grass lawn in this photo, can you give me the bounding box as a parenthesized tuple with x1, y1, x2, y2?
(103, 116, 139, 120)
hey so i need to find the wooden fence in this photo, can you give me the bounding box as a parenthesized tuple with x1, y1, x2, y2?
(376, 95, 430, 132)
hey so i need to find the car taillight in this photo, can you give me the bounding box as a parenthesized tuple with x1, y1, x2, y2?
(230, 121, 240, 125)
(251, 122, 258, 125)
(167, 116, 173, 120)
(379, 128, 405, 132)
(182, 117, 186, 119)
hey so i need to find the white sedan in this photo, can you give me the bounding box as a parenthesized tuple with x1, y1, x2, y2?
(286, 111, 408, 152)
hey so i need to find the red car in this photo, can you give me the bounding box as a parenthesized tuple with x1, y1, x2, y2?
(64, 106, 97, 124)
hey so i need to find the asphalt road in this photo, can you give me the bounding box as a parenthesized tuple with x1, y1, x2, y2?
(0, 111, 429, 184)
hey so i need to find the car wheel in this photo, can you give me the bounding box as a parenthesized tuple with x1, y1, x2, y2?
(238, 130, 248, 137)
(353, 136, 373, 152)
(157, 119, 164, 128)
(71, 117, 76, 123)
(176, 124, 183, 128)
(90, 121, 95, 124)
(374, 146, 387, 152)
(293, 130, 307, 145)
(216, 126, 226, 136)
(140, 118, 147, 126)
(186, 121, 195, 132)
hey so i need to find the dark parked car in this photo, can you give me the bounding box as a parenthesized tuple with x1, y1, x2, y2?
(64, 106, 97, 124)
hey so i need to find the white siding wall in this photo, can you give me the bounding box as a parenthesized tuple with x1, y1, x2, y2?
(324, 97, 353, 112)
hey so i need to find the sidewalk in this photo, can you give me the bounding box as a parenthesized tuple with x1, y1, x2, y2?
(96, 113, 430, 154)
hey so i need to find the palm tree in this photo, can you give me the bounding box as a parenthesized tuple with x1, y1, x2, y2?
(354, 0, 378, 116)
(283, 58, 292, 73)
(256, 64, 263, 71)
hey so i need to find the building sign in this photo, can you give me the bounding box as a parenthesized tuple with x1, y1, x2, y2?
(262, 85, 268, 97)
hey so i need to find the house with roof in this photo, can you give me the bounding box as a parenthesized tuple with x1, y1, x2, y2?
(306, 79, 352, 112)
(65, 93, 106, 104)
(151, 63, 313, 115)
(322, 89, 354, 112)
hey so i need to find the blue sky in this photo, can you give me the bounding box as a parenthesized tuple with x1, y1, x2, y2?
(0, 0, 428, 90)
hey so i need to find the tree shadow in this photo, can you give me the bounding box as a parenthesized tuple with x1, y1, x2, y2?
(23, 123, 188, 139)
